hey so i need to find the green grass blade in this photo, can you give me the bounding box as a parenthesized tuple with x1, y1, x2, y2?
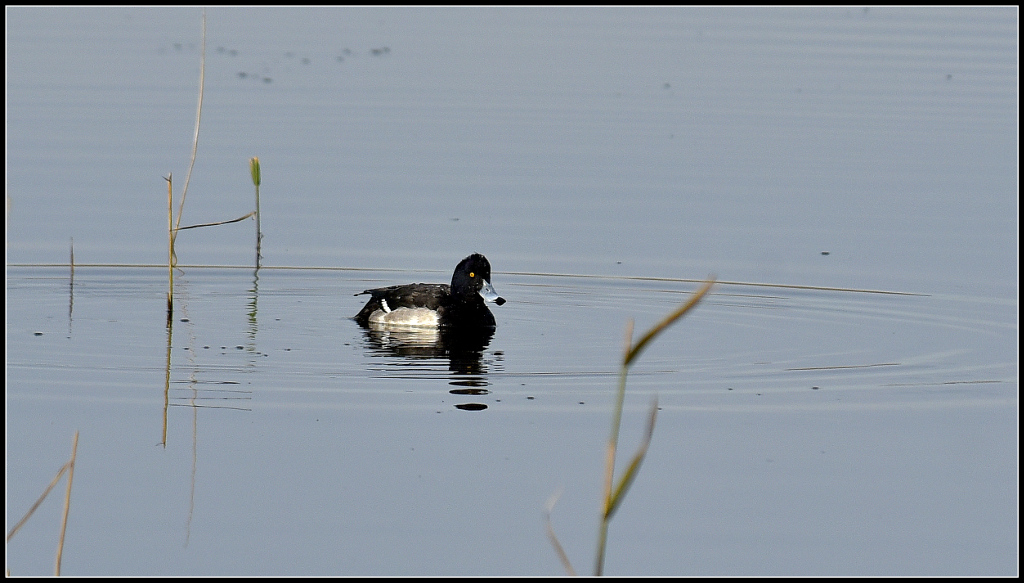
(604, 398, 658, 520)
(625, 278, 715, 366)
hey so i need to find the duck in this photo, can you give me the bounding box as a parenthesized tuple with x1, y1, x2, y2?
(354, 253, 506, 330)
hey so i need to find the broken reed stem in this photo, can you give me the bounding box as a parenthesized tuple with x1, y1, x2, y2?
(5, 431, 80, 577)
(544, 489, 576, 576)
(176, 212, 255, 231)
(55, 431, 78, 576)
(68, 238, 75, 326)
(6, 467, 68, 543)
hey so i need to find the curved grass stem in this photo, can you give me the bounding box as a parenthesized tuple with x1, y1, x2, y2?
(593, 277, 715, 575)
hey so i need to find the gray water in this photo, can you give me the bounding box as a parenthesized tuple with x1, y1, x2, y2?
(6, 7, 1018, 576)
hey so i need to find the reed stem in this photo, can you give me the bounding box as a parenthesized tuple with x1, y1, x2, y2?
(166, 173, 174, 324)
(250, 157, 262, 269)
(55, 431, 78, 576)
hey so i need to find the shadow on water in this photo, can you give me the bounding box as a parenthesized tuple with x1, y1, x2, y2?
(358, 324, 499, 410)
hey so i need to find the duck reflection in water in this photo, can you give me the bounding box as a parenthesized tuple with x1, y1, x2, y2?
(357, 324, 497, 375)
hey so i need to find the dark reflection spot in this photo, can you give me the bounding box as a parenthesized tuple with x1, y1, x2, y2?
(812, 386, 820, 390)
(449, 388, 490, 395)
(180, 318, 189, 322)
(821, 251, 830, 255)
(450, 378, 488, 388)
(455, 403, 487, 411)
(33, 331, 43, 336)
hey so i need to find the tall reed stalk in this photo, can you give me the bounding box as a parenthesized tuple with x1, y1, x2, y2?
(165, 11, 261, 318)
(165, 11, 205, 323)
(166, 173, 174, 324)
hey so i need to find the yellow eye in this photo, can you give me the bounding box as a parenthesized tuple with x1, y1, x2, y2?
(469, 272, 475, 278)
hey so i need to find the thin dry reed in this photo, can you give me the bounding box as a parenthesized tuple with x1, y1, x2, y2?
(6, 431, 80, 576)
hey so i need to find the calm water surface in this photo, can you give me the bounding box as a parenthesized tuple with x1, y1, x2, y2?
(6, 6, 1017, 576)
